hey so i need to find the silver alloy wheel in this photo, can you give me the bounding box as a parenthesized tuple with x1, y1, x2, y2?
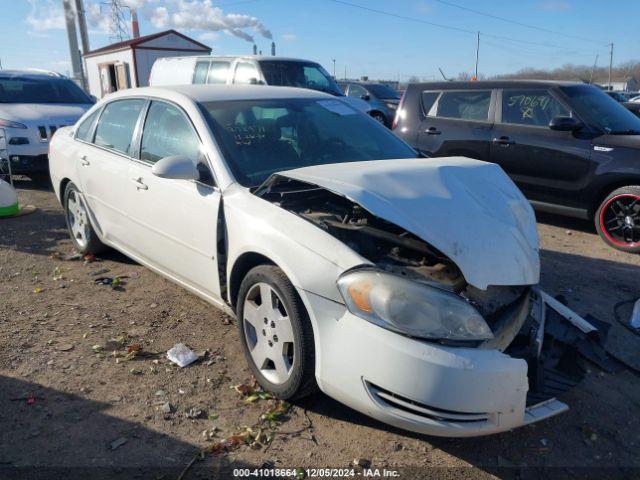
(66, 190, 90, 249)
(242, 282, 295, 385)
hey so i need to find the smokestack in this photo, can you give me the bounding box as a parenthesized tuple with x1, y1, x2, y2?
(62, 0, 84, 86)
(74, 0, 90, 54)
(253, 43, 257, 55)
(131, 8, 140, 38)
(271, 41, 275, 56)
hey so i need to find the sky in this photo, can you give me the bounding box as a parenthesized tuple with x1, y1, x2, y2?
(1, 0, 639, 81)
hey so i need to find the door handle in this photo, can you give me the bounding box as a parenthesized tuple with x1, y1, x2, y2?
(80, 155, 90, 166)
(492, 136, 515, 146)
(424, 127, 441, 135)
(131, 177, 148, 190)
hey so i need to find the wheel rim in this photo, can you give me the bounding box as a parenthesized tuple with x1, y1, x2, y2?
(373, 113, 385, 124)
(600, 194, 640, 247)
(242, 283, 295, 385)
(66, 190, 90, 249)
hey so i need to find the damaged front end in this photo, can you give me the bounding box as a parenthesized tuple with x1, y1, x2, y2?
(256, 174, 618, 416)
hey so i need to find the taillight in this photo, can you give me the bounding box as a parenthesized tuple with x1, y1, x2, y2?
(392, 90, 406, 130)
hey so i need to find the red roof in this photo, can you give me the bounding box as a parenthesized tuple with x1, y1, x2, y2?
(84, 29, 211, 57)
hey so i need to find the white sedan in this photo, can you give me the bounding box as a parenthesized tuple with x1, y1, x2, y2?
(49, 85, 600, 437)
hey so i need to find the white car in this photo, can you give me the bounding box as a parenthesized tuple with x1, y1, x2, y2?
(49, 85, 600, 437)
(149, 55, 373, 118)
(0, 70, 93, 184)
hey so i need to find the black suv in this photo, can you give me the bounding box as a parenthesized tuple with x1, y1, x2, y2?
(393, 80, 640, 253)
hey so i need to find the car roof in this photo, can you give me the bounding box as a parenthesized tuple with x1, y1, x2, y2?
(407, 80, 587, 90)
(104, 84, 334, 103)
(0, 69, 67, 80)
(160, 55, 321, 64)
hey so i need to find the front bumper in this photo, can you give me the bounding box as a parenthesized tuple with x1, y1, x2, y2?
(0, 128, 50, 174)
(306, 288, 594, 437)
(0, 154, 49, 174)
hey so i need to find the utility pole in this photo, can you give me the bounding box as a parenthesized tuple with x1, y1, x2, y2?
(344, 65, 347, 81)
(74, 0, 90, 54)
(332, 59, 336, 78)
(608, 43, 614, 90)
(474, 31, 480, 80)
(589, 54, 599, 84)
(62, 0, 84, 86)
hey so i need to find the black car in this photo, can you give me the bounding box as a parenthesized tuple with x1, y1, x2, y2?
(338, 81, 401, 127)
(393, 80, 640, 253)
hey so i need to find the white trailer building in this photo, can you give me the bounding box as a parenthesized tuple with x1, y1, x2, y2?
(83, 29, 211, 99)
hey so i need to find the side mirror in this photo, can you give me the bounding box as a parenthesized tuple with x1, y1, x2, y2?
(151, 155, 199, 180)
(360, 93, 371, 101)
(549, 116, 582, 132)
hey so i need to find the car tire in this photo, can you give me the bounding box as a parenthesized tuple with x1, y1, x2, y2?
(237, 265, 317, 400)
(63, 182, 106, 255)
(595, 185, 640, 253)
(370, 111, 387, 126)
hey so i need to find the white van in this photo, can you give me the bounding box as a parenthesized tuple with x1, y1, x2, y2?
(149, 55, 373, 117)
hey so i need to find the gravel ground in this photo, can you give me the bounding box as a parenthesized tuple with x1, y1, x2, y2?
(1, 182, 639, 480)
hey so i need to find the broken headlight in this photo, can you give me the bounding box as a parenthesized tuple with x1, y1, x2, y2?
(337, 269, 493, 341)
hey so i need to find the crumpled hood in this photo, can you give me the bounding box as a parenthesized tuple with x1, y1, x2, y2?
(280, 157, 540, 290)
(0, 103, 90, 124)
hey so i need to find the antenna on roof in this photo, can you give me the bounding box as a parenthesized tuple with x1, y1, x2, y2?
(101, 0, 131, 42)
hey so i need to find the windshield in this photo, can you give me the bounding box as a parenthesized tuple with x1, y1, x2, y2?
(201, 98, 418, 187)
(0, 77, 92, 104)
(561, 85, 640, 134)
(366, 84, 400, 100)
(258, 61, 343, 96)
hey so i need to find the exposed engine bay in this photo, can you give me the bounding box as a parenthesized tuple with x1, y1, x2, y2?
(256, 175, 525, 322)
(256, 174, 628, 406)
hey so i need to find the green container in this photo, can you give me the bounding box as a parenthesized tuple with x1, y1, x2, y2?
(0, 201, 19, 217)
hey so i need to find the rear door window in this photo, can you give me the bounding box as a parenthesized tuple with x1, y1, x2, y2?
(207, 61, 230, 84)
(502, 89, 570, 127)
(193, 61, 211, 84)
(76, 109, 100, 142)
(436, 91, 491, 121)
(421, 91, 440, 115)
(93, 99, 145, 155)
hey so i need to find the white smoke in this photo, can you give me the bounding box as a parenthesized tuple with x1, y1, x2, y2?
(24, 0, 272, 44)
(147, 0, 272, 43)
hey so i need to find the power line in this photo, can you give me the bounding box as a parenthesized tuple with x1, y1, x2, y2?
(327, 0, 601, 55)
(432, 0, 607, 46)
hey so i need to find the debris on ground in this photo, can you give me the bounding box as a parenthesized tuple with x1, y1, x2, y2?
(50, 251, 82, 261)
(261, 401, 290, 423)
(353, 458, 371, 468)
(94, 277, 124, 290)
(109, 437, 127, 450)
(161, 402, 174, 414)
(614, 298, 640, 336)
(167, 343, 198, 368)
(52, 266, 63, 281)
(185, 407, 203, 419)
(90, 268, 110, 277)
